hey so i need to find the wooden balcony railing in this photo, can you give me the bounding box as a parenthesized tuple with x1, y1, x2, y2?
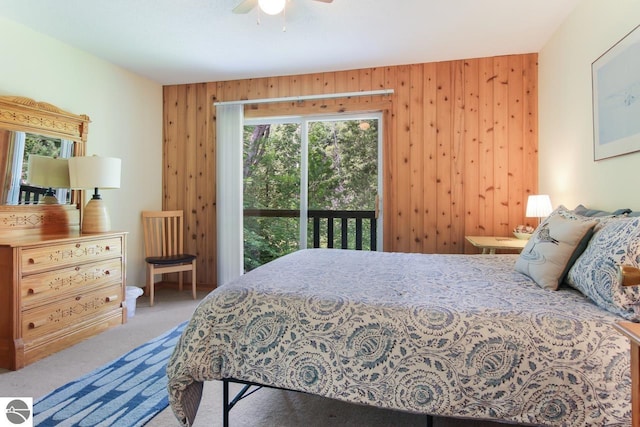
(18, 184, 48, 204)
(243, 209, 377, 251)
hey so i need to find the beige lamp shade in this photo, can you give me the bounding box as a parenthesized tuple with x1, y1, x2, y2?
(27, 155, 70, 189)
(68, 156, 122, 233)
(26, 155, 70, 204)
(68, 156, 121, 190)
(526, 194, 553, 219)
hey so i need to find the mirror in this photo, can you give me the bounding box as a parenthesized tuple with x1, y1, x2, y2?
(0, 96, 90, 207)
(1, 130, 73, 204)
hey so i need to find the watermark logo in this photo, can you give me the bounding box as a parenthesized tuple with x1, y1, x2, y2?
(0, 398, 32, 427)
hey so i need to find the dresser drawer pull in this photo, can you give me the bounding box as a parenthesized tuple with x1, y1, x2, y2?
(75, 266, 81, 271)
(105, 246, 111, 251)
(28, 319, 47, 329)
(106, 295, 119, 302)
(76, 243, 81, 248)
(28, 258, 35, 265)
(27, 288, 36, 295)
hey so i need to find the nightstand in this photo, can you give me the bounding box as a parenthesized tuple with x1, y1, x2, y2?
(613, 321, 640, 427)
(465, 235, 528, 254)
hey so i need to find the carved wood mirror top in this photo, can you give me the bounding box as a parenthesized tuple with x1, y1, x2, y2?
(0, 96, 90, 143)
(0, 96, 90, 237)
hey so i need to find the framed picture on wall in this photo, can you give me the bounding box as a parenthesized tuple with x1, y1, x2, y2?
(592, 24, 640, 161)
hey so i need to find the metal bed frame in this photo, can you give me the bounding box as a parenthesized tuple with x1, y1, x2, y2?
(221, 378, 434, 427)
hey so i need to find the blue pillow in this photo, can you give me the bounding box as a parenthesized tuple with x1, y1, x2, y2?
(572, 204, 631, 217)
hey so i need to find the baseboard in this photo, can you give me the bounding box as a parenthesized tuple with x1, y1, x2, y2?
(146, 281, 216, 294)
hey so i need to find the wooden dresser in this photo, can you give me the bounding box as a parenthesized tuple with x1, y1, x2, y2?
(0, 231, 127, 370)
(0, 96, 128, 370)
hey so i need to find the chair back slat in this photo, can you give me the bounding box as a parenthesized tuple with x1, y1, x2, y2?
(142, 210, 185, 258)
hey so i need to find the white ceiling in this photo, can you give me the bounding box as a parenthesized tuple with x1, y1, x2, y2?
(0, 0, 581, 86)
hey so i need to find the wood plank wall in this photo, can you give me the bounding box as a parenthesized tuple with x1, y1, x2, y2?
(163, 53, 538, 288)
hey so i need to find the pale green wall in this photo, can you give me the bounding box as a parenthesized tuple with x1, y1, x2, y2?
(539, 0, 640, 211)
(0, 17, 163, 287)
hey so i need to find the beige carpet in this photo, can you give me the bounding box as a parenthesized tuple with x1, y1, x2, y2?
(0, 288, 512, 427)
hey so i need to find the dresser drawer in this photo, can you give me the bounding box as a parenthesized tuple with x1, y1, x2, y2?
(20, 237, 123, 274)
(22, 283, 123, 341)
(21, 258, 123, 309)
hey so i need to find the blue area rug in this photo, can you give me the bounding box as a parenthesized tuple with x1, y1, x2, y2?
(33, 321, 188, 427)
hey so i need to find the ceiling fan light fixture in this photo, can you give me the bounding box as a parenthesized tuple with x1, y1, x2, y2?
(258, 0, 286, 15)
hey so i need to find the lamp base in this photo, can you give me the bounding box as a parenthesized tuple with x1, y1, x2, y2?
(82, 198, 111, 233)
(40, 188, 59, 205)
(41, 194, 59, 204)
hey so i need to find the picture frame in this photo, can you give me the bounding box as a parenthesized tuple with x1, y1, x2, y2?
(592, 24, 640, 161)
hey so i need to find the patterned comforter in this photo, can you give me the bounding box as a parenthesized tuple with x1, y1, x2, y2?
(166, 249, 631, 426)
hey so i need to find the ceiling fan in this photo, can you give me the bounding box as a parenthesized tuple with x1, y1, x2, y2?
(233, 0, 333, 15)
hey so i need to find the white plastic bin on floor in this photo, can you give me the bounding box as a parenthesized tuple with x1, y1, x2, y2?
(125, 286, 144, 318)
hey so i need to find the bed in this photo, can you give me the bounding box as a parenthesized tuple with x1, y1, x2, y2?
(167, 206, 640, 426)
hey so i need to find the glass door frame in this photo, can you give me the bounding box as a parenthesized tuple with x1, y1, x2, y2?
(244, 111, 384, 252)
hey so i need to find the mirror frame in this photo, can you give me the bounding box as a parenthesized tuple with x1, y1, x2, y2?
(0, 96, 90, 236)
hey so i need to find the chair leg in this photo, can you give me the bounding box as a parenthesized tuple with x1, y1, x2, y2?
(178, 271, 184, 292)
(144, 264, 150, 296)
(148, 265, 155, 307)
(192, 260, 197, 300)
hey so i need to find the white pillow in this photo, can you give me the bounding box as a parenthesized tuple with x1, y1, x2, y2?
(515, 207, 597, 290)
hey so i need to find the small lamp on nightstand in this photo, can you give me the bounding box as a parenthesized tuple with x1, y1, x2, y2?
(526, 194, 553, 225)
(68, 156, 121, 233)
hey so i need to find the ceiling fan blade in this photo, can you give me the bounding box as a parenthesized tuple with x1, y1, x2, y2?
(233, 0, 258, 14)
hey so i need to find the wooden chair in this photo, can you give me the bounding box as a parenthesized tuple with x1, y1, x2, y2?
(141, 210, 197, 306)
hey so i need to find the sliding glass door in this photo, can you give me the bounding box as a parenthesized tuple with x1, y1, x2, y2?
(243, 121, 302, 271)
(243, 113, 382, 271)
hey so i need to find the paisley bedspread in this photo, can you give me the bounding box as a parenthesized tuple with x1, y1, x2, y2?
(166, 249, 631, 426)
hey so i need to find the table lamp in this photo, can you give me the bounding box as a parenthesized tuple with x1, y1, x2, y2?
(525, 194, 553, 225)
(68, 156, 121, 233)
(26, 155, 70, 204)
